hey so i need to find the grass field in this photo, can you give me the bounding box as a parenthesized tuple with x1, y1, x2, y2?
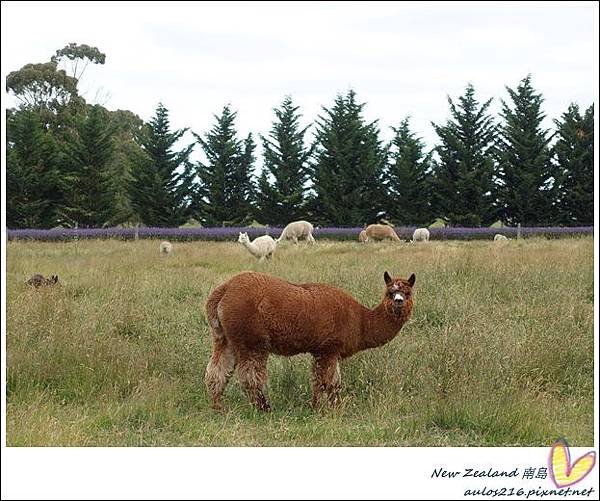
(5, 237, 595, 446)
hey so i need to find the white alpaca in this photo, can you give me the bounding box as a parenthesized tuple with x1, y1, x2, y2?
(494, 234, 510, 242)
(277, 220, 316, 245)
(238, 232, 277, 261)
(159, 240, 173, 256)
(412, 228, 430, 243)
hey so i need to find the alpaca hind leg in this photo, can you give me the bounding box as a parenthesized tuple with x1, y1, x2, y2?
(237, 352, 271, 412)
(205, 338, 236, 410)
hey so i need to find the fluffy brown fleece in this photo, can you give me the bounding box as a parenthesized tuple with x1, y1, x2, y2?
(205, 270, 416, 411)
(364, 224, 401, 242)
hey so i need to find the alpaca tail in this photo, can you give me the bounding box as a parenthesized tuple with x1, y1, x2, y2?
(206, 283, 228, 339)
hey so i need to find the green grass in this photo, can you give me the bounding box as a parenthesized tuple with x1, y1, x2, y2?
(6, 237, 594, 446)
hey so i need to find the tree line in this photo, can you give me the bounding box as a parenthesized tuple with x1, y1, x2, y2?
(6, 43, 594, 229)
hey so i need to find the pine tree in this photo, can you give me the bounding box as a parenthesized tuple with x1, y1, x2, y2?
(256, 96, 312, 225)
(255, 171, 280, 225)
(309, 90, 387, 226)
(387, 117, 433, 225)
(553, 103, 594, 225)
(431, 83, 497, 227)
(62, 105, 115, 227)
(495, 75, 555, 226)
(129, 103, 195, 227)
(230, 133, 257, 224)
(103, 110, 145, 226)
(6, 109, 66, 228)
(194, 106, 256, 225)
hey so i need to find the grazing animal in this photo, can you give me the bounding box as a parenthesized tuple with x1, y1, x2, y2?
(159, 240, 173, 256)
(358, 230, 369, 243)
(277, 220, 316, 245)
(238, 232, 277, 262)
(494, 234, 510, 242)
(412, 228, 430, 243)
(364, 224, 401, 242)
(204, 270, 416, 411)
(26, 274, 59, 288)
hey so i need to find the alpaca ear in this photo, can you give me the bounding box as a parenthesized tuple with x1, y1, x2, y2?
(384, 271, 392, 286)
(408, 273, 416, 287)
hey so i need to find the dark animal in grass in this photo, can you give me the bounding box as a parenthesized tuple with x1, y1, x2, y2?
(26, 274, 59, 288)
(205, 270, 416, 411)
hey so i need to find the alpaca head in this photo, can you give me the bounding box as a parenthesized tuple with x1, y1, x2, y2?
(383, 271, 416, 315)
(238, 232, 250, 244)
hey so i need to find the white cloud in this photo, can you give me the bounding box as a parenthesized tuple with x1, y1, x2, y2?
(2, 1, 597, 164)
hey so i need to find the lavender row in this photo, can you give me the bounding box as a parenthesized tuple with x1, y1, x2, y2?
(426, 226, 595, 240)
(6, 225, 594, 242)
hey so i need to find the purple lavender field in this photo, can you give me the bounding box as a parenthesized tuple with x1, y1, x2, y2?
(6, 225, 594, 242)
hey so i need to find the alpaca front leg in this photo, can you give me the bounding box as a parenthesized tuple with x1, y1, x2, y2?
(311, 355, 341, 408)
(307, 234, 316, 245)
(311, 355, 328, 407)
(327, 359, 342, 406)
(205, 339, 236, 410)
(238, 352, 271, 412)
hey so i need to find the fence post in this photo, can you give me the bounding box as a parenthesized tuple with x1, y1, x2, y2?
(134, 224, 139, 241)
(517, 223, 521, 240)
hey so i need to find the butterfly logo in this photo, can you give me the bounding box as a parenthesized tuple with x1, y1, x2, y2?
(549, 438, 596, 488)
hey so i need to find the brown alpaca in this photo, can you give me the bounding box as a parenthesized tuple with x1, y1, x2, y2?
(26, 274, 59, 288)
(364, 224, 401, 242)
(204, 270, 416, 411)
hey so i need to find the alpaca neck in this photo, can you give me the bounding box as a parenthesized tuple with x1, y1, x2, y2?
(359, 302, 407, 351)
(242, 240, 260, 257)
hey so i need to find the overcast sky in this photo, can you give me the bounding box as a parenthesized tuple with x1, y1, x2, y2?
(2, 1, 598, 165)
